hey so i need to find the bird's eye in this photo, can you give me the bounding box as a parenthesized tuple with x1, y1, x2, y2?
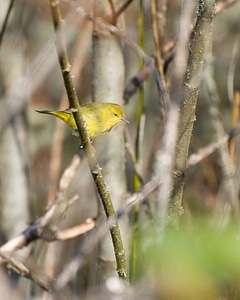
(113, 113, 118, 117)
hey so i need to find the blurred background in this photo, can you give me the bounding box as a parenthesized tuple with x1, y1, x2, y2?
(0, 0, 240, 299)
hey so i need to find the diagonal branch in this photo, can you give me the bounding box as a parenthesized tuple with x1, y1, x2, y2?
(48, 0, 129, 284)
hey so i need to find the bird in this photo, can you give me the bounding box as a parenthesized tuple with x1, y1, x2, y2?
(36, 102, 128, 140)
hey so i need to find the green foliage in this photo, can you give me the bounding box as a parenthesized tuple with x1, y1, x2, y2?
(141, 223, 240, 299)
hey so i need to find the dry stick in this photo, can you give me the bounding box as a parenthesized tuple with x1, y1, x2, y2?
(170, 0, 216, 226)
(49, 0, 129, 284)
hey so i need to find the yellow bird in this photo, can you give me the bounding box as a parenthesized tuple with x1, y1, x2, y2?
(36, 102, 128, 140)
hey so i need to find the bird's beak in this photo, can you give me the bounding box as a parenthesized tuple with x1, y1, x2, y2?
(121, 117, 130, 124)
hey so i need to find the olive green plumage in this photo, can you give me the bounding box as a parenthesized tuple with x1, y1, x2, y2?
(36, 102, 128, 139)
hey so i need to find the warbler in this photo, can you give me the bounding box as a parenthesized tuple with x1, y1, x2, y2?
(36, 102, 128, 139)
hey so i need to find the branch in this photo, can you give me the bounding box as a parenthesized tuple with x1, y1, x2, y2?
(170, 0, 216, 226)
(48, 0, 129, 284)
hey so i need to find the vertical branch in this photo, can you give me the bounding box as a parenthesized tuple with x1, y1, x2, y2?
(170, 0, 216, 225)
